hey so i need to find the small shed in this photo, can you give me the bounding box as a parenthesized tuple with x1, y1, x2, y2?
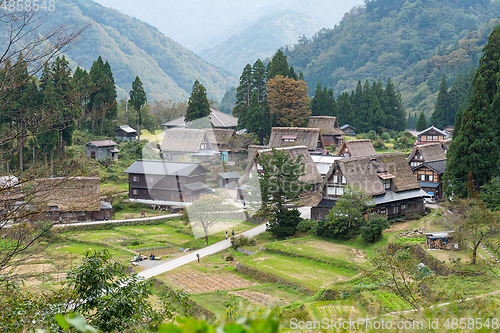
(86, 140, 119, 161)
(340, 124, 356, 136)
(425, 231, 458, 250)
(114, 125, 137, 141)
(218, 172, 241, 189)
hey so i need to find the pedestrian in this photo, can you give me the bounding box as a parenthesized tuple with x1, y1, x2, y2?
(225, 231, 228, 239)
(232, 230, 235, 237)
(243, 200, 246, 208)
(196, 253, 200, 262)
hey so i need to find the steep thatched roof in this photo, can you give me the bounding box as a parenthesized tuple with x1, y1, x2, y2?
(307, 116, 344, 136)
(160, 128, 207, 153)
(319, 153, 420, 196)
(269, 127, 323, 151)
(336, 139, 376, 157)
(246, 145, 270, 161)
(407, 143, 446, 163)
(34, 177, 100, 212)
(205, 128, 235, 146)
(161, 109, 238, 129)
(239, 146, 322, 186)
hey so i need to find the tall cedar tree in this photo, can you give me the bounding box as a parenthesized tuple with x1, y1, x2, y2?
(444, 76, 499, 197)
(267, 49, 290, 79)
(185, 80, 211, 122)
(87, 56, 117, 136)
(129, 76, 147, 140)
(474, 25, 500, 104)
(383, 78, 406, 131)
(416, 111, 428, 131)
(233, 64, 252, 125)
(431, 75, 450, 128)
(267, 75, 311, 127)
(337, 92, 355, 126)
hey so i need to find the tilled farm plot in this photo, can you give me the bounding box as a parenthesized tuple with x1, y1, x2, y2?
(163, 271, 259, 293)
(229, 290, 286, 307)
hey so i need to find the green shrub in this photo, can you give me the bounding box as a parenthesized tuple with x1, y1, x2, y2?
(267, 208, 302, 239)
(226, 255, 234, 261)
(230, 235, 256, 249)
(360, 215, 390, 243)
(296, 219, 318, 233)
(381, 132, 390, 140)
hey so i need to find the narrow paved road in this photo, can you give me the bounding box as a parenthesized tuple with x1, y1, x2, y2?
(139, 223, 268, 279)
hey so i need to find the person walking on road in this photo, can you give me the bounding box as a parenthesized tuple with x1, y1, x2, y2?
(232, 230, 235, 237)
(225, 231, 228, 239)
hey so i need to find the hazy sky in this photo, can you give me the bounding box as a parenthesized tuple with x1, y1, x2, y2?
(93, 0, 364, 52)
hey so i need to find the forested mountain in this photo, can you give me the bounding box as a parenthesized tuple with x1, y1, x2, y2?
(283, 0, 500, 119)
(0, 0, 238, 102)
(200, 11, 324, 75)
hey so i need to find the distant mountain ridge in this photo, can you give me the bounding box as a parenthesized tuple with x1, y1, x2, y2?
(4, 0, 238, 102)
(200, 11, 325, 75)
(92, 0, 364, 74)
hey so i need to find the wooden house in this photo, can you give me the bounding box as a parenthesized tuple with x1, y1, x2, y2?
(268, 127, 326, 154)
(411, 159, 447, 201)
(33, 177, 111, 221)
(161, 109, 238, 130)
(160, 128, 218, 161)
(311, 153, 428, 220)
(237, 146, 323, 200)
(307, 116, 344, 147)
(114, 125, 137, 141)
(336, 139, 376, 158)
(406, 143, 446, 168)
(86, 140, 119, 161)
(340, 124, 356, 136)
(415, 126, 449, 145)
(124, 160, 209, 206)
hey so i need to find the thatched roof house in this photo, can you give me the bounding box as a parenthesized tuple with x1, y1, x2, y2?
(311, 153, 427, 220)
(407, 143, 447, 168)
(34, 177, 101, 212)
(308, 116, 344, 147)
(308, 116, 344, 135)
(161, 128, 209, 153)
(238, 146, 322, 189)
(268, 127, 325, 153)
(206, 128, 235, 150)
(336, 139, 376, 157)
(161, 109, 238, 129)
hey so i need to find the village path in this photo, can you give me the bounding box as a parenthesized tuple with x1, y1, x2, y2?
(53, 213, 182, 228)
(138, 206, 311, 279)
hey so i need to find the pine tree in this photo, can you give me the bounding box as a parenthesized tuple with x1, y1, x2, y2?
(311, 83, 327, 116)
(244, 91, 265, 143)
(474, 25, 500, 103)
(383, 78, 406, 131)
(431, 75, 450, 128)
(337, 92, 354, 126)
(251, 60, 267, 103)
(185, 79, 211, 123)
(129, 76, 147, 141)
(416, 111, 427, 131)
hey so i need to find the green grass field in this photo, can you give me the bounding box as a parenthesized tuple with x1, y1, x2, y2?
(240, 252, 358, 291)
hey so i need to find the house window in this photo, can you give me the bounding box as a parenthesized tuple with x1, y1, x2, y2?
(333, 175, 338, 183)
(383, 179, 391, 189)
(336, 187, 344, 196)
(420, 174, 426, 181)
(327, 186, 335, 195)
(132, 189, 138, 195)
(132, 176, 139, 182)
(147, 177, 154, 183)
(402, 204, 406, 210)
(429, 175, 433, 181)
(201, 143, 207, 149)
(342, 176, 346, 184)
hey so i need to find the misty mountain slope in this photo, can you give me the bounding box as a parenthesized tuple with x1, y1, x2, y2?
(1, 0, 238, 101)
(200, 11, 325, 75)
(92, 0, 364, 53)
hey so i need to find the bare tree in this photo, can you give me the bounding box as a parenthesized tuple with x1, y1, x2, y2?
(0, 4, 89, 282)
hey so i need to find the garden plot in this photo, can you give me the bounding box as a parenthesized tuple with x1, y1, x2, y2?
(160, 271, 259, 294)
(313, 303, 359, 320)
(241, 253, 356, 290)
(229, 290, 286, 307)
